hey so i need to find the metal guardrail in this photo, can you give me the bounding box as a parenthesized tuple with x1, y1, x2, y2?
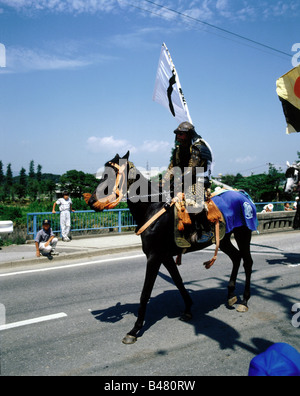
(26, 202, 298, 239)
(27, 209, 136, 239)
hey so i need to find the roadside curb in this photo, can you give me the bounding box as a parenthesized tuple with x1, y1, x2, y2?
(0, 244, 143, 271)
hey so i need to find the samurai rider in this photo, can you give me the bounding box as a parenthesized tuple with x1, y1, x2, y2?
(163, 121, 214, 244)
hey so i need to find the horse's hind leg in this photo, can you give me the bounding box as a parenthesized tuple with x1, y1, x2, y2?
(163, 256, 193, 321)
(233, 227, 253, 312)
(220, 232, 242, 308)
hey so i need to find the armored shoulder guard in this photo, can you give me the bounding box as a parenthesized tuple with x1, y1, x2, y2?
(193, 139, 213, 163)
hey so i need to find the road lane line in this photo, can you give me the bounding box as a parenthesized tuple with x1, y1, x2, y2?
(0, 312, 67, 331)
(0, 251, 296, 279)
(0, 254, 145, 278)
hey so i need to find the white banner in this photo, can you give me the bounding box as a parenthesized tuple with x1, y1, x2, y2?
(153, 43, 192, 124)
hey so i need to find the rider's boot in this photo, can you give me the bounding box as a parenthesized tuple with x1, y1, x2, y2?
(191, 210, 214, 244)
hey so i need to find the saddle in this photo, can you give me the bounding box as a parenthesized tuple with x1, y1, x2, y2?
(174, 198, 226, 249)
(136, 192, 225, 269)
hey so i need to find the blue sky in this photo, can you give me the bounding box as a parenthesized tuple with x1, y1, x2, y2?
(0, 0, 299, 177)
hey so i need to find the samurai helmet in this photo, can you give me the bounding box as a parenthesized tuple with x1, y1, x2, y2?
(174, 122, 195, 135)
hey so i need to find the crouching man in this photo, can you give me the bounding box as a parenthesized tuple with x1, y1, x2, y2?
(35, 219, 59, 257)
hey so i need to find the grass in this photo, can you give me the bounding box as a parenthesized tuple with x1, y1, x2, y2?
(0, 199, 130, 246)
(0, 226, 27, 247)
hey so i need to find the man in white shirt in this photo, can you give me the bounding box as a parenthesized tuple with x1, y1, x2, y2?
(52, 191, 75, 242)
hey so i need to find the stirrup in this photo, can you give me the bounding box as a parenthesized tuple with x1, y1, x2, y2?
(196, 230, 214, 244)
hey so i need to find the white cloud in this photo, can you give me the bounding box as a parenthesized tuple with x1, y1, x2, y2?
(216, 0, 228, 11)
(182, 0, 300, 22)
(1, 0, 299, 21)
(0, 0, 117, 14)
(140, 140, 171, 153)
(87, 136, 137, 155)
(87, 136, 171, 155)
(5, 45, 114, 72)
(8, 47, 89, 71)
(235, 155, 257, 164)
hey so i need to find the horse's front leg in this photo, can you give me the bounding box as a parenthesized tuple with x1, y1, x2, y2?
(122, 255, 161, 345)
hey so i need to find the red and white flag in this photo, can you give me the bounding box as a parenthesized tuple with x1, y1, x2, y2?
(276, 65, 300, 134)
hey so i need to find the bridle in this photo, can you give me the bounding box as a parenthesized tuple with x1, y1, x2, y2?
(92, 162, 127, 211)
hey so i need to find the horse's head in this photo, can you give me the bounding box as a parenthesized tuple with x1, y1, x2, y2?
(84, 151, 130, 212)
(285, 161, 300, 194)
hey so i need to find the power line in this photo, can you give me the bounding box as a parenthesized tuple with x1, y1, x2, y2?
(128, 0, 292, 59)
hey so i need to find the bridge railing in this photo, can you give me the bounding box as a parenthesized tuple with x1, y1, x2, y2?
(256, 211, 296, 234)
(27, 203, 298, 239)
(27, 209, 136, 240)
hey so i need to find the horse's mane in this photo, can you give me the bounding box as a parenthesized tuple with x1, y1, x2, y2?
(127, 161, 166, 203)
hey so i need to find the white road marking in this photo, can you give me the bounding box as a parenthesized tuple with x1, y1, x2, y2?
(0, 312, 67, 331)
(0, 254, 145, 278)
(0, 250, 298, 279)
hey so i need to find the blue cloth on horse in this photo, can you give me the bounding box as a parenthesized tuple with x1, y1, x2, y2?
(212, 190, 257, 234)
(249, 343, 300, 376)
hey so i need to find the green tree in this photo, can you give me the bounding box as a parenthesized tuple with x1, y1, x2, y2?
(59, 170, 98, 198)
(221, 164, 285, 202)
(0, 161, 4, 184)
(36, 164, 44, 198)
(45, 179, 56, 201)
(28, 160, 38, 200)
(5, 163, 13, 200)
(36, 164, 42, 183)
(0, 161, 5, 201)
(29, 160, 35, 180)
(14, 167, 27, 199)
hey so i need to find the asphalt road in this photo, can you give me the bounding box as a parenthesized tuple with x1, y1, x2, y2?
(0, 231, 300, 377)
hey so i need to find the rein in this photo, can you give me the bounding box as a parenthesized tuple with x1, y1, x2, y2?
(85, 159, 220, 269)
(90, 162, 127, 212)
(136, 193, 191, 236)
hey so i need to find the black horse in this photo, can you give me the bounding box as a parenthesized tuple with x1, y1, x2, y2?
(85, 152, 256, 344)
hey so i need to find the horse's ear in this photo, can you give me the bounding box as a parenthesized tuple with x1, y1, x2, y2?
(122, 151, 130, 160)
(287, 161, 291, 167)
(112, 153, 120, 162)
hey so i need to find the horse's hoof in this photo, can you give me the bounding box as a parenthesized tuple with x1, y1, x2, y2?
(122, 334, 137, 345)
(236, 304, 249, 313)
(180, 312, 193, 322)
(228, 296, 238, 307)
